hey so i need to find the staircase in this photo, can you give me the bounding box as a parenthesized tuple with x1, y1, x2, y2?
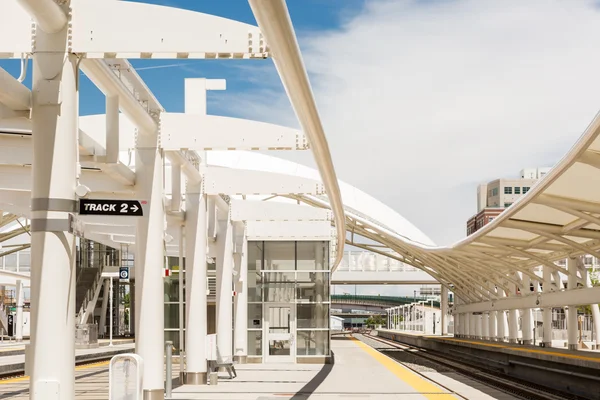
(0, 304, 8, 333)
(76, 267, 100, 313)
(77, 267, 105, 324)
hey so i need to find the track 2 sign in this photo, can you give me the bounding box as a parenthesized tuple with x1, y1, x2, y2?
(79, 199, 144, 216)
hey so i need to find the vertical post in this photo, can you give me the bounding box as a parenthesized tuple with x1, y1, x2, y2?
(234, 230, 248, 363)
(165, 341, 173, 398)
(178, 224, 184, 372)
(482, 313, 489, 340)
(109, 278, 113, 346)
(105, 95, 119, 163)
(454, 313, 460, 337)
(100, 279, 109, 337)
(567, 257, 578, 351)
(29, 10, 77, 399)
(15, 280, 24, 342)
(441, 285, 448, 335)
(522, 275, 533, 345)
(135, 130, 165, 400)
(185, 185, 208, 384)
(586, 272, 600, 348)
(216, 215, 234, 363)
(489, 311, 497, 341)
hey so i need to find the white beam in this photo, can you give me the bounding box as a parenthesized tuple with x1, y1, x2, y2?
(454, 287, 600, 313)
(0, 164, 135, 193)
(203, 166, 324, 196)
(80, 59, 158, 133)
(17, 0, 67, 34)
(0, 67, 30, 110)
(246, 220, 332, 240)
(230, 199, 331, 222)
(160, 113, 308, 151)
(249, 0, 346, 268)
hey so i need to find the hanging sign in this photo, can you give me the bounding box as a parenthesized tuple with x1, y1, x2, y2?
(79, 199, 144, 216)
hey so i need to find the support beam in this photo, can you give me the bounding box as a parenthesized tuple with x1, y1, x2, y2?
(29, 20, 77, 400)
(134, 132, 165, 399)
(16, 0, 67, 34)
(184, 183, 208, 385)
(233, 227, 248, 363)
(0, 67, 31, 110)
(216, 215, 234, 364)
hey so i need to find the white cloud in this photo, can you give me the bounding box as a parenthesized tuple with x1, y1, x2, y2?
(228, 0, 600, 246)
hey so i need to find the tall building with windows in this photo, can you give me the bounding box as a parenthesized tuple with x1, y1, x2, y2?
(467, 167, 551, 235)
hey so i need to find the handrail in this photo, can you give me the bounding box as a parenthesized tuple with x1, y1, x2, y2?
(248, 0, 346, 271)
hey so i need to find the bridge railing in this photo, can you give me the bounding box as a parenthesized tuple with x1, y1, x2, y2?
(338, 251, 421, 273)
(331, 294, 440, 308)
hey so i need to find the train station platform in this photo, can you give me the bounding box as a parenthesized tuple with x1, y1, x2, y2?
(377, 329, 600, 398)
(0, 338, 134, 356)
(171, 337, 514, 399)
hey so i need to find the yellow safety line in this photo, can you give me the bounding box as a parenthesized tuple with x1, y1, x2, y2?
(0, 360, 110, 384)
(353, 338, 457, 399)
(440, 338, 600, 363)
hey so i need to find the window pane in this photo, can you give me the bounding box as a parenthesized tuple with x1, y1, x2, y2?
(248, 330, 262, 356)
(4, 254, 17, 271)
(297, 304, 329, 328)
(248, 241, 263, 271)
(297, 272, 329, 302)
(262, 272, 295, 302)
(248, 303, 262, 329)
(248, 242, 263, 301)
(248, 270, 262, 302)
(297, 330, 329, 356)
(18, 251, 30, 272)
(297, 242, 328, 270)
(163, 275, 183, 302)
(264, 241, 295, 270)
(164, 330, 183, 355)
(164, 304, 183, 329)
(515, 187, 521, 194)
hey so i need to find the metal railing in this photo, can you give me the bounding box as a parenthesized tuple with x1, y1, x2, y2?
(338, 251, 421, 273)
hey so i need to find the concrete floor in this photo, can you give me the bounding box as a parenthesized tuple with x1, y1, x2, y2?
(0, 338, 520, 399)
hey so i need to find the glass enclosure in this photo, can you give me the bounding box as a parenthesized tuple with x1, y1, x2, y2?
(248, 241, 331, 362)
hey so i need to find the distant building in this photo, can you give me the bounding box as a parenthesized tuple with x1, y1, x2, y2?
(468, 167, 551, 235)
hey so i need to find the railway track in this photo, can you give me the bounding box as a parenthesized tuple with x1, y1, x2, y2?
(0, 354, 113, 382)
(359, 333, 580, 400)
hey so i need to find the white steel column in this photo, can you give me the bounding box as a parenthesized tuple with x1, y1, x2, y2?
(234, 230, 248, 363)
(542, 265, 553, 347)
(216, 213, 234, 363)
(508, 308, 519, 343)
(15, 280, 24, 342)
(29, 11, 77, 400)
(185, 184, 208, 384)
(497, 310, 506, 342)
(135, 132, 165, 400)
(441, 286, 448, 335)
(567, 257, 578, 351)
(585, 271, 600, 349)
(489, 311, 497, 341)
(482, 313, 489, 340)
(454, 313, 460, 337)
(521, 275, 533, 345)
(99, 279, 109, 337)
(109, 278, 113, 346)
(475, 314, 482, 339)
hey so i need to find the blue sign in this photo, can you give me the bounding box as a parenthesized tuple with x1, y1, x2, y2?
(119, 266, 129, 281)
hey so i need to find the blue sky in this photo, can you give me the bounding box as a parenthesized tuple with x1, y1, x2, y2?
(2, 0, 364, 117)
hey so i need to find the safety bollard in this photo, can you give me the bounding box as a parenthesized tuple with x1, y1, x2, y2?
(165, 341, 173, 398)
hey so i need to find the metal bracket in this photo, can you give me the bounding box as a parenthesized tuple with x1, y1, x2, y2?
(31, 198, 78, 212)
(30, 218, 70, 232)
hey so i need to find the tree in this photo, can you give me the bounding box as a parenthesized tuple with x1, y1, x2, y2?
(365, 314, 386, 328)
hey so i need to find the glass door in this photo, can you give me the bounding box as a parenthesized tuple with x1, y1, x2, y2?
(264, 304, 295, 363)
